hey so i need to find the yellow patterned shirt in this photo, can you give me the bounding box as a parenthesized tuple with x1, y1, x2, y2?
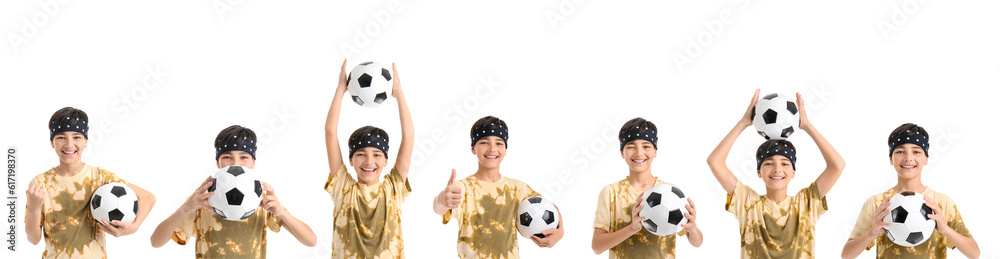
(726, 180, 828, 259)
(325, 165, 411, 259)
(593, 178, 687, 259)
(441, 175, 540, 259)
(171, 206, 283, 258)
(847, 187, 972, 258)
(27, 164, 127, 259)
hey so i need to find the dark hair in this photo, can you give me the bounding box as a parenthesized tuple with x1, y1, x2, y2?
(756, 139, 795, 158)
(470, 116, 507, 140)
(215, 125, 256, 148)
(349, 126, 389, 155)
(889, 123, 929, 146)
(49, 107, 88, 129)
(618, 117, 657, 141)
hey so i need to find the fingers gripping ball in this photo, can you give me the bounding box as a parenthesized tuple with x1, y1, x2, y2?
(752, 93, 799, 140)
(638, 184, 689, 236)
(882, 192, 936, 247)
(209, 165, 263, 221)
(347, 61, 393, 108)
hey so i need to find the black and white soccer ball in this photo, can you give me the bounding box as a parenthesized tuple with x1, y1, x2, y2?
(516, 196, 560, 239)
(208, 165, 263, 221)
(882, 191, 935, 247)
(347, 61, 393, 108)
(90, 182, 138, 225)
(638, 184, 689, 236)
(752, 93, 799, 140)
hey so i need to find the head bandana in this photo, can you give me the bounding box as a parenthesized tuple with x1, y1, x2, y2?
(756, 141, 797, 170)
(471, 123, 508, 147)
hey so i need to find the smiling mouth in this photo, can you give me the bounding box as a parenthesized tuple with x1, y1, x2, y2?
(62, 150, 78, 156)
(769, 176, 785, 181)
(361, 167, 376, 174)
(484, 155, 499, 160)
(631, 159, 646, 164)
(901, 165, 916, 170)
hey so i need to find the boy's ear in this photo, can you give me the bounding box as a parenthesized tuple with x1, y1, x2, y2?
(471, 147, 476, 155)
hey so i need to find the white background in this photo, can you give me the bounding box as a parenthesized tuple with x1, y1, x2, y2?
(2, 0, 998, 258)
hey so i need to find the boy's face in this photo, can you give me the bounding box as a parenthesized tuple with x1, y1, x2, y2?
(757, 155, 795, 191)
(349, 147, 387, 185)
(620, 139, 656, 173)
(217, 151, 256, 169)
(890, 143, 928, 180)
(471, 136, 506, 169)
(51, 132, 87, 164)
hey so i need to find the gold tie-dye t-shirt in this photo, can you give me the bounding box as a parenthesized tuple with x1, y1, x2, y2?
(325, 165, 411, 259)
(726, 180, 828, 259)
(593, 178, 687, 259)
(171, 206, 283, 258)
(27, 164, 127, 259)
(441, 175, 540, 259)
(847, 187, 972, 258)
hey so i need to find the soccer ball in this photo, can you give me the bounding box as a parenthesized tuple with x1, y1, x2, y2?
(882, 191, 935, 247)
(208, 165, 263, 221)
(516, 196, 560, 239)
(752, 93, 799, 140)
(346, 61, 393, 108)
(90, 182, 139, 225)
(639, 184, 689, 236)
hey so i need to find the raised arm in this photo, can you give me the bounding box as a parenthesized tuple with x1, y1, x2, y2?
(706, 89, 759, 194)
(151, 176, 214, 247)
(391, 63, 414, 180)
(797, 92, 845, 197)
(325, 59, 349, 175)
(24, 181, 45, 245)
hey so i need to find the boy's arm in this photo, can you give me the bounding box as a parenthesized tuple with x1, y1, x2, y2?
(681, 198, 703, 247)
(24, 181, 45, 245)
(842, 199, 891, 259)
(432, 169, 462, 216)
(591, 195, 645, 254)
(924, 196, 980, 258)
(150, 177, 213, 247)
(98, 183, 157, 237)
(706, 89, 759, 195)
(391, 63, 414, 180)
(797, 93, 846, 198)
(530, 205, 564, 248)
(325, 59, 349, 177)
(261, 182, 317, 247)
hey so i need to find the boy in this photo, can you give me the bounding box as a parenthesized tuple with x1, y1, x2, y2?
(149, 125, 317, 258)
(706, 90, 845, 258)
(841, 123, 979, 258)
(432, 115, 565, 259)
(324, 60, 414, 258)
(591, 117, 703, 258)
(25, 107, 157, 258)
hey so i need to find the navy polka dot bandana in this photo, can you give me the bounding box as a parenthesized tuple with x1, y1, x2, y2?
(889, 130, 929, 157)
(756, 141, 797, 170)
(216, 135, 256, 160)
(619, 126, 657, 151)
(49, 116, 88, 141)
(471, 123, 507, 147)
(350, 133, 389, 158)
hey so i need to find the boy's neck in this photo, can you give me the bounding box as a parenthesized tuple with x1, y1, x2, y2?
(55, 161, 85, 177)
(627, 170, 655, 191)
(894, 176, 925, 193)
(474, 166, 501, 182)
(764, 187, 789, 203)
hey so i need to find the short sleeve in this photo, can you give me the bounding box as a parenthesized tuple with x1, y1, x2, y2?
(798, 181, 828, 216)
(848, 195, 878, 250)
(325, 164, 354, 208)
(386, 167, 412, 204)
(942, 197, 972, 249)
(97, 168, 127, 185)
(516, 180, 540, 201)
(726, 181, 757, 219)
(265, 210, 283, 233)
(593, 185, 613, 231)
(171, 208, 200, 245)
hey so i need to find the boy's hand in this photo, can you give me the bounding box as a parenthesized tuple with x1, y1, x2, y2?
(795, 92, 814, 132)
(26, 183, 46, 212)
(337, 59, 349, 93)
(681, 198, 698, 232)
(740, 89, 761, 128)
(98, 219, 139, 237)
(391, 62, 402, 98)
(923, 195, 951, 232)
(530, 227, 564, 248)
(866, 199, 892, 239)
(627, 194, 646, 235)
(439, 169, 463, 209)
(182, 176, 214, 215)
(260, 182, 289, 218)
